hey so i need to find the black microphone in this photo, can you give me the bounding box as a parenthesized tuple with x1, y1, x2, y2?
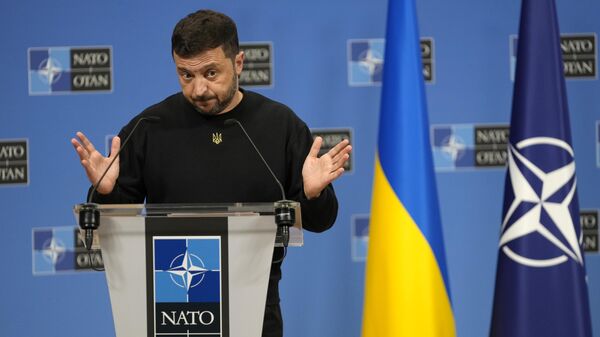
(79, 116, 161, 252)
(224, 118, 295, 248)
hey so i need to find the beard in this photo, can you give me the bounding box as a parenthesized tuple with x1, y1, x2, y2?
(192, 73, 239, 116)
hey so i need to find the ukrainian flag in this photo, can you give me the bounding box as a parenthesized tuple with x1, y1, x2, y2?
(361, 0, 455, 336)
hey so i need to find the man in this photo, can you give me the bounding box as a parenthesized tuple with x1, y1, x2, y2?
(71, 9, 351, 337)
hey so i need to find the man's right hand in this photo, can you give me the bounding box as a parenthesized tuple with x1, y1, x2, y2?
(71, 132, 120, 195)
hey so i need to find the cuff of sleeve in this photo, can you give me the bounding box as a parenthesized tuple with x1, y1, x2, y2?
(299, 186, 337, 233)
(302, 185, 331, 207)
(87, 185, 120, 204)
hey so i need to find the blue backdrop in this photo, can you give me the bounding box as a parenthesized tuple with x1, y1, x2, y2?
(1, 1, 598, 336)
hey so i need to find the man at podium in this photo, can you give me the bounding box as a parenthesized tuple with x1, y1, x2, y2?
(71, 9, 351, 337)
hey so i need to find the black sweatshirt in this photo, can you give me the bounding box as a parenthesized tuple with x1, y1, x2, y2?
(92, 89, 339, 304)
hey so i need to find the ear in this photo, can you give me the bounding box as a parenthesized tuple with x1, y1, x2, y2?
(234, 51, 244, 75)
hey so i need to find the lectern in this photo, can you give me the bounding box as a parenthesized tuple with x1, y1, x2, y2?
(74, 202, 303, 337)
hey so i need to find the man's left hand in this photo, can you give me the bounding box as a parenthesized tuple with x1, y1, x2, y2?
(302, 137, 352, 199)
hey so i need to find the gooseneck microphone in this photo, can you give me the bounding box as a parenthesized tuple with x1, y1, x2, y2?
(224, 118, 295, 249)
(79, 116, 161, 256)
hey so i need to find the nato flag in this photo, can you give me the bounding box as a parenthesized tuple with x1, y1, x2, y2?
(489, 0, 593, 336)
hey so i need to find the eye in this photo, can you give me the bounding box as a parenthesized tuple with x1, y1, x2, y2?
(180, 71, 193, 81)
(206, 69, 218, 79)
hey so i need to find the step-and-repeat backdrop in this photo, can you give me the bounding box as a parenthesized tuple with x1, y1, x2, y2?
(1, 1, 598, 336)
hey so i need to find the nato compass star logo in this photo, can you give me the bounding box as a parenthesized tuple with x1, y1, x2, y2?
(166, 250, 208, 291)
(357, 48, 384, 77)
(32, 227, 80, 274)
(500, 137, 583, 267)
(440, 134, 467, 163)
(348, 39, 385, 86)
(28, 47, 71, 94)
(432, 125, 476, 170)
(154, 237, 221, 303)
(42, 237, 67, 265)
(37, 57, 63, 86)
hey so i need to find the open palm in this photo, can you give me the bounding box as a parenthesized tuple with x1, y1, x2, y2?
(302, 137, 352, 199)
(71, 132, 120, 195)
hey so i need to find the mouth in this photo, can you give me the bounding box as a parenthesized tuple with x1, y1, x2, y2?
(194, 96, 217, 103)
(191, 98, 218, 113)
(193, 99, 215, 109)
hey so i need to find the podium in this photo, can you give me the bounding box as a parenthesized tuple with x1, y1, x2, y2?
(74, 202, 303, 337)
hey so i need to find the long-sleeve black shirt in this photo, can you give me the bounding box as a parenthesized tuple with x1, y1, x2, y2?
(91, 89, 339, 304)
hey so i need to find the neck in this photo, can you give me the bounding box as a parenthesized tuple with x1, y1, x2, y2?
(219, 89, 244, 115)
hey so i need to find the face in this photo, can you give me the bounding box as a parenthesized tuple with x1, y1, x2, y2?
(174, 47, 244, 115)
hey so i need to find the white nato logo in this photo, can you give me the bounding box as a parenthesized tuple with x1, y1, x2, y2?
(37, 58, 63, 85)
(440, 134, 466, 162)
(500, 137, 583, 267)
(42, 237, 66, 265)
(166, 250, 208, 291)
(358, 48, 383, 77)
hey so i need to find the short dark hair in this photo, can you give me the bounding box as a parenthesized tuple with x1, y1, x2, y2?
(171, 10, 239, 59)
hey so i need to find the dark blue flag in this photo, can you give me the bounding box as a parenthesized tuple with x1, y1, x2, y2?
(490, 0, 593, 336)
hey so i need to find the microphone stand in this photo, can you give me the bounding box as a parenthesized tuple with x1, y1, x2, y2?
(224, 118, 295, 252)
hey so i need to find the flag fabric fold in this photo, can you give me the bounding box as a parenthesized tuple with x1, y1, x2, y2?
(361, 0, 455, 336)
(490, 1, 592, 336)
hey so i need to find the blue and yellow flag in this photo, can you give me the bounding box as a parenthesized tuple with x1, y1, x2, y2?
(361, 0, 455, 336)
(490, 1, 592, 336)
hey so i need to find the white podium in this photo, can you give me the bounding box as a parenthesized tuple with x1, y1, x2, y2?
(74, 203, 302, 337)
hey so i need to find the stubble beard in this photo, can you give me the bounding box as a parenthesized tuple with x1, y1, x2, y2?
(193, 73, 239, 116)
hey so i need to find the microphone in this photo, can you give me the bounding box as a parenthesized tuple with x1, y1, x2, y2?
(224, 118, 295, 248)
(79, 116, 161, 252)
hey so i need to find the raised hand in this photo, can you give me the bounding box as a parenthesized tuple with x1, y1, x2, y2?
(302, 137, 352, 199)
(71, 132, 120, 195)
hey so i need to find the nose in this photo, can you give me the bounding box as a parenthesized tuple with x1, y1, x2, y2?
(192, 77, 209, 97)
